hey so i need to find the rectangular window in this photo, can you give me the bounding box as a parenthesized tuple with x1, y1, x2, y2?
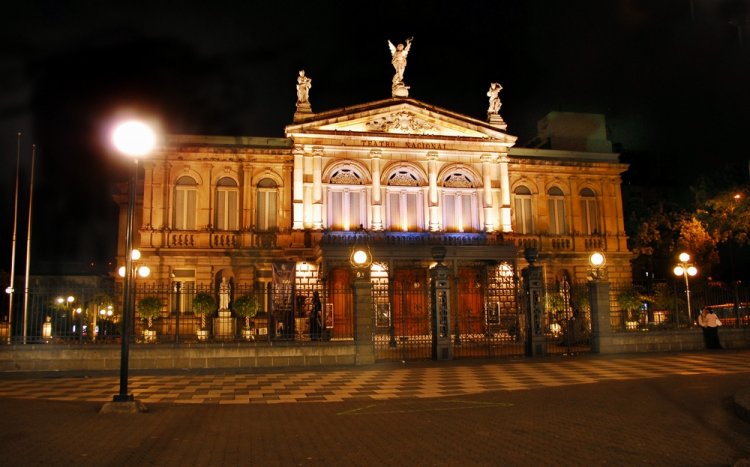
(443, 192, 478, 232)
(173, 269, 196, 314)
(328, 190, 363, 231)
(175, 188, 197, 230)
(257, 190, 278, 231)
(216, 189, 238, 230)
(581, 198, 599, 235)
(387, 191, 421, 231)
(548, 198, 568, 235)
(513, 197, 533, 234)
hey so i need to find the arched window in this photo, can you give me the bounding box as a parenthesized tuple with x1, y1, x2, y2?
(580, 188, 599, 235)
(256, 178, 278, 231)
(174, 176, 197, 230)
(442, 172, 478, 232)
(328, 167, 365, 231)
(548, 186, 568, 235)
(215, 177, 238, 230)
(386, 169, 422, 231)
(513, 185, 533, 234)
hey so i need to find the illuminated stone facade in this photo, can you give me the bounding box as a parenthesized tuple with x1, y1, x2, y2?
(115, 82, 630, 352)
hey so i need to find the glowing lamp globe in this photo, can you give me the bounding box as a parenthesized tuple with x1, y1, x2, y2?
(589, 252, 605, 268)
(352, 249, 369, 266)
(112, 121, 155, 158)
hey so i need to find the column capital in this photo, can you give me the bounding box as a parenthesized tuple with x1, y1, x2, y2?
(480, 153, 499, 163)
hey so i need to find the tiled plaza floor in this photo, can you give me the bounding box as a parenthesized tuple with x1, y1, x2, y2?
(0, 351, 747, 405)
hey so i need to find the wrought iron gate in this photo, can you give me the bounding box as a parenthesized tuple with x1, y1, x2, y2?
(374, 263, 524, 361)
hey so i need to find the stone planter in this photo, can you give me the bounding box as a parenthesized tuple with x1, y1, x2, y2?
(241, 328, 255, 341)
(143, 329, 157, 343)
(196, 329, 209, 341)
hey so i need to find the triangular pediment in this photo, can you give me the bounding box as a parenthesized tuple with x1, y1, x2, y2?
(286, 98, 514, 142)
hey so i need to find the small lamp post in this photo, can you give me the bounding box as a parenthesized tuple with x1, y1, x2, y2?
(110, 119, 155, 407)
(589, 252, 606, 280)
(673, 252, 698, 325)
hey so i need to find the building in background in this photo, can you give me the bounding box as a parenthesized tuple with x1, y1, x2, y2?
(114, 66, 630, 347)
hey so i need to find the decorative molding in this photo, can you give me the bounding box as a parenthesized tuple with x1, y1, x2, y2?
(365, 111, 437, 134)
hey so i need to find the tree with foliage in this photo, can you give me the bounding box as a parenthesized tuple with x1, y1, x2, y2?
(137, 297, 162, 329)
(617, 289, 643, 322)
(192, 292, 217, 330)
(233, 294, 259, 329)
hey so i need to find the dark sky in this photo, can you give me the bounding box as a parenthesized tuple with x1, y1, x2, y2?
(1, 0, 749, 274)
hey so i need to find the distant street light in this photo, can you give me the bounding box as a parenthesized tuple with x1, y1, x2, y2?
(673, 252, 698, 325)
(111, 119, 155, 405)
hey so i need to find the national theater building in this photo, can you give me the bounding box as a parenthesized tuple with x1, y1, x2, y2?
(115, 45, 630, 351)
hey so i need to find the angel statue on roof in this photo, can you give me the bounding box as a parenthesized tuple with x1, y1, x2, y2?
(388, 37, 413, 86)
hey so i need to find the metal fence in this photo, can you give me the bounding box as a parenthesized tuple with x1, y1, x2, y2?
(3, 278, 748, 348)
(2, 283, 355, 344)
(608, 280, 750, 332)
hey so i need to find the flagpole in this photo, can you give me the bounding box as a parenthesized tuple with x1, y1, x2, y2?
(6, 132, 21, 344)
(22, 144, 36, 345)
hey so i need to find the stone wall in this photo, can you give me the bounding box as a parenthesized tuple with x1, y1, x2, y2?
(598, 328, 750, 354)
(0, 342, 356, 372)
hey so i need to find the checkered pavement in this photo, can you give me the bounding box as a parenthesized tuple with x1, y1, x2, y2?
(0, 352, 747, 405)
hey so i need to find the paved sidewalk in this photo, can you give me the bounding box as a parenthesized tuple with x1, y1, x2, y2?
(1, 351, 749, 405)
(1, 351, 749, 466)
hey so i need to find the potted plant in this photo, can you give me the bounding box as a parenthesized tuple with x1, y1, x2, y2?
(192, 292, 217, 341)
(138, 296, 162, 342)
(617, 289, 643, 330)
(545, 291, 565, 336)
(233, 294, 259, 340)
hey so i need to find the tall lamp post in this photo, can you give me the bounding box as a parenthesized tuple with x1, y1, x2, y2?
(673, 252, 698, 325)
(110, 120, 155, 406)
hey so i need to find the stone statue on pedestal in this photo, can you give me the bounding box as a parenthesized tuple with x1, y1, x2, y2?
(296, 70, 311, 106)
(219, 276, 231, 311)
(486, 82, 506, 128)
(487, 82, 502, 115)
(388, 37, 413, 97)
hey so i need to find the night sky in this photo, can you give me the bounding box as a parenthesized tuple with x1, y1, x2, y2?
(1, 0, 749, 275)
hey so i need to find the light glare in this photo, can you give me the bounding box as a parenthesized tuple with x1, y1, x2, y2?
(112, 120, 155, 157)
(352, 250, 368, 265)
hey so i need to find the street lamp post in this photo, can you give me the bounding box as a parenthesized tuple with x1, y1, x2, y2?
(673, 252, 698, 326)
(110, 120, 155, 405)
(56, 295, 75, 339)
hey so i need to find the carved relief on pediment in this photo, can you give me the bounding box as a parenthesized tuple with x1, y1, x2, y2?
(365, 111, 437, 134)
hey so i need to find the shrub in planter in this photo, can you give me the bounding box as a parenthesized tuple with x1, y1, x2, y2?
(138, 296, 162, 329)
(617, 289, 643, 327)
(192, 292, 217, 330)
(233, 294, 259, 330)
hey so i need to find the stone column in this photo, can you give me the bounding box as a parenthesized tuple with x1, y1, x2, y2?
(521, 248, 546, 356)
(430, 249, 452, 360)
(292, 145, 304, 230)
(312, 148, 323, 230)
(588, 279, 613, 353)
(499, 153, 512, 232)
(481, 154, 495, 232)
(352, 268, 375, 365)
(427, 152, 440, 231)
(370, 151, 383, 230)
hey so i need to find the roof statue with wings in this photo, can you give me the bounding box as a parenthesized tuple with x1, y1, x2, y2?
(388, 37, 413, 97)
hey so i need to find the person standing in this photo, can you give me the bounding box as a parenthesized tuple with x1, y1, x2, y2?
(704, 308, 722, 349)
(697, 308, 710, 347)
(310, 291, 322, 341)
